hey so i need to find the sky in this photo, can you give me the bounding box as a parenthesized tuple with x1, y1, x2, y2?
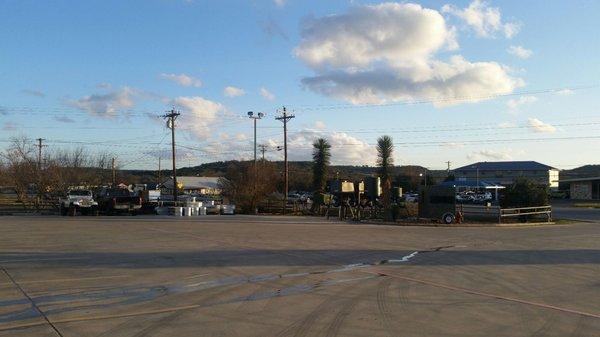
(1, 0, 599, 171)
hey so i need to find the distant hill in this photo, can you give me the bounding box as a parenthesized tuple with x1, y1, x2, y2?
(560, 165, 600, 179)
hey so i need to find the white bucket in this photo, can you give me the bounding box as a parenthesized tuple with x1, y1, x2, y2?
(199, 207, 207, 216)
(172, 207, 183, 216)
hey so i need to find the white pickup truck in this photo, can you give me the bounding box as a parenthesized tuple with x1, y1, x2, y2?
(59, 189, 99, 216)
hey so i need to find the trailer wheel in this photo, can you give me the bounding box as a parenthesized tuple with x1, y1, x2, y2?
(442, 212, 455, 224)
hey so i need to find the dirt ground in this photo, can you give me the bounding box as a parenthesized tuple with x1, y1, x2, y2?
(0, 215, 599, 337)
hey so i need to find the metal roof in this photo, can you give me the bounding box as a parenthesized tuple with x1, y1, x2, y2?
(454, 161, 557, 171)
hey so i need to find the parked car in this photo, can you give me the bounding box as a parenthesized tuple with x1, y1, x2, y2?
(96, 187, 142, 215)
(404, 193, 419, 203)
(59, 189, 98, 216)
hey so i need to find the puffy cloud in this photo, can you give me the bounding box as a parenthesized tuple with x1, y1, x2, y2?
(260, 87, 276, 101)
(160, 73, 202, 87)
(277, 129, 376, 165)
(442, 0, 520, 38)
(171, 96, 227, 140)
(68, 87, 136, 117)
(302, 56, 522, 106)
(274, 0, 286, 8)
(223, 86, 245, 97)
(295, 3, 522, 105)
(507, 45, 533, 59)
(314, 120, 326, 130)
(528, 118, 556, 133)
(507, 95, 537, 109)
(295, 3, 457, 69)
(21, 89, 45, 98)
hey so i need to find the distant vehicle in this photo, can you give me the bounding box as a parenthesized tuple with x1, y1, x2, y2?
(59, 189, 98, 216)
(404, 193, 419, 202)
(96, 187, 142, 215)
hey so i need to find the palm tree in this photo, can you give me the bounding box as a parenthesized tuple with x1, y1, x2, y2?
(312, 138, 331, 193)
(377, 135, 394, 219)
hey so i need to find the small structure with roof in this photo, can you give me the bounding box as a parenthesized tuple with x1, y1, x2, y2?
(556, 176, 600, 200)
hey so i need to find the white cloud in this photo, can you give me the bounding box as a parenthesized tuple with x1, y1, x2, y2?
(442, 142, 465, 148)
(467, 149, 521, 161)
(223, 86, 245, 97)
(556, 89, 574, 96)
(442, 0, 520, 38)
(280, 129, 376, 165)
(274, 0, 286, 8)
(296, 3, 457, 69)
(235, 133, 248, 141)
(68, 87, 136, 117)
(295, 3, 522, 106)
(528, 118, 556, 133)
(497, 121, 516, 128)
(507, 95, 537, 109)
(171, 96, 226, 140)
(314, 120, 326, 130)
(260, 87, 276, 101)
(507, 45, 533, 59)
(160, 73, 202, 87)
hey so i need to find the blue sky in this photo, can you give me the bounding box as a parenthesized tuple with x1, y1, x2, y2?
(1, 0, 599, 170)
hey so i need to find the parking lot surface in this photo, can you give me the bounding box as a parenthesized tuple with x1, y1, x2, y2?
(0, 215, 599, 336)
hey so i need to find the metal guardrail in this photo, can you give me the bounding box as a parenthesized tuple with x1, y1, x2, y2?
(500, 206, 552, 223)
(458, 204, 552, 223)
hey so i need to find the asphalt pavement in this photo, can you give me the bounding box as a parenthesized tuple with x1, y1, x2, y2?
(0, 215, 599, 337)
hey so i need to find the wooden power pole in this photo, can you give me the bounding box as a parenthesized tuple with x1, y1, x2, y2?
(162, 109, 181, 203)
(275, 106, 294, 215)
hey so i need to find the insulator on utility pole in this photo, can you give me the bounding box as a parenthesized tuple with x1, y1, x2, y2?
(275, 106, 295, 215)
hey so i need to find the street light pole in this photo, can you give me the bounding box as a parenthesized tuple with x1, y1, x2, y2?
(248, 111, 264, 214)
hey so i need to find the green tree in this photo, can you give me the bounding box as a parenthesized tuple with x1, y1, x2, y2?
(501, 178, 549, 208)
(377, 135, 394, 219)
(311, 138, 331, 193)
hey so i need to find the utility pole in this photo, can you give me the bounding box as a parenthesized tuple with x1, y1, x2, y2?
(446, 161, 451, 175)
(111, 157, 116, 186)
(258, 144, 267, 161)
(157, 156, 162, 186)
(275, 106, 294, 215)
(35, 138, 46, 209)
(162, 108, 181, 203)
(35, 138, 45, 171)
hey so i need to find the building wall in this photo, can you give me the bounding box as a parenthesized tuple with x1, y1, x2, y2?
(570, 182, 592, 200)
